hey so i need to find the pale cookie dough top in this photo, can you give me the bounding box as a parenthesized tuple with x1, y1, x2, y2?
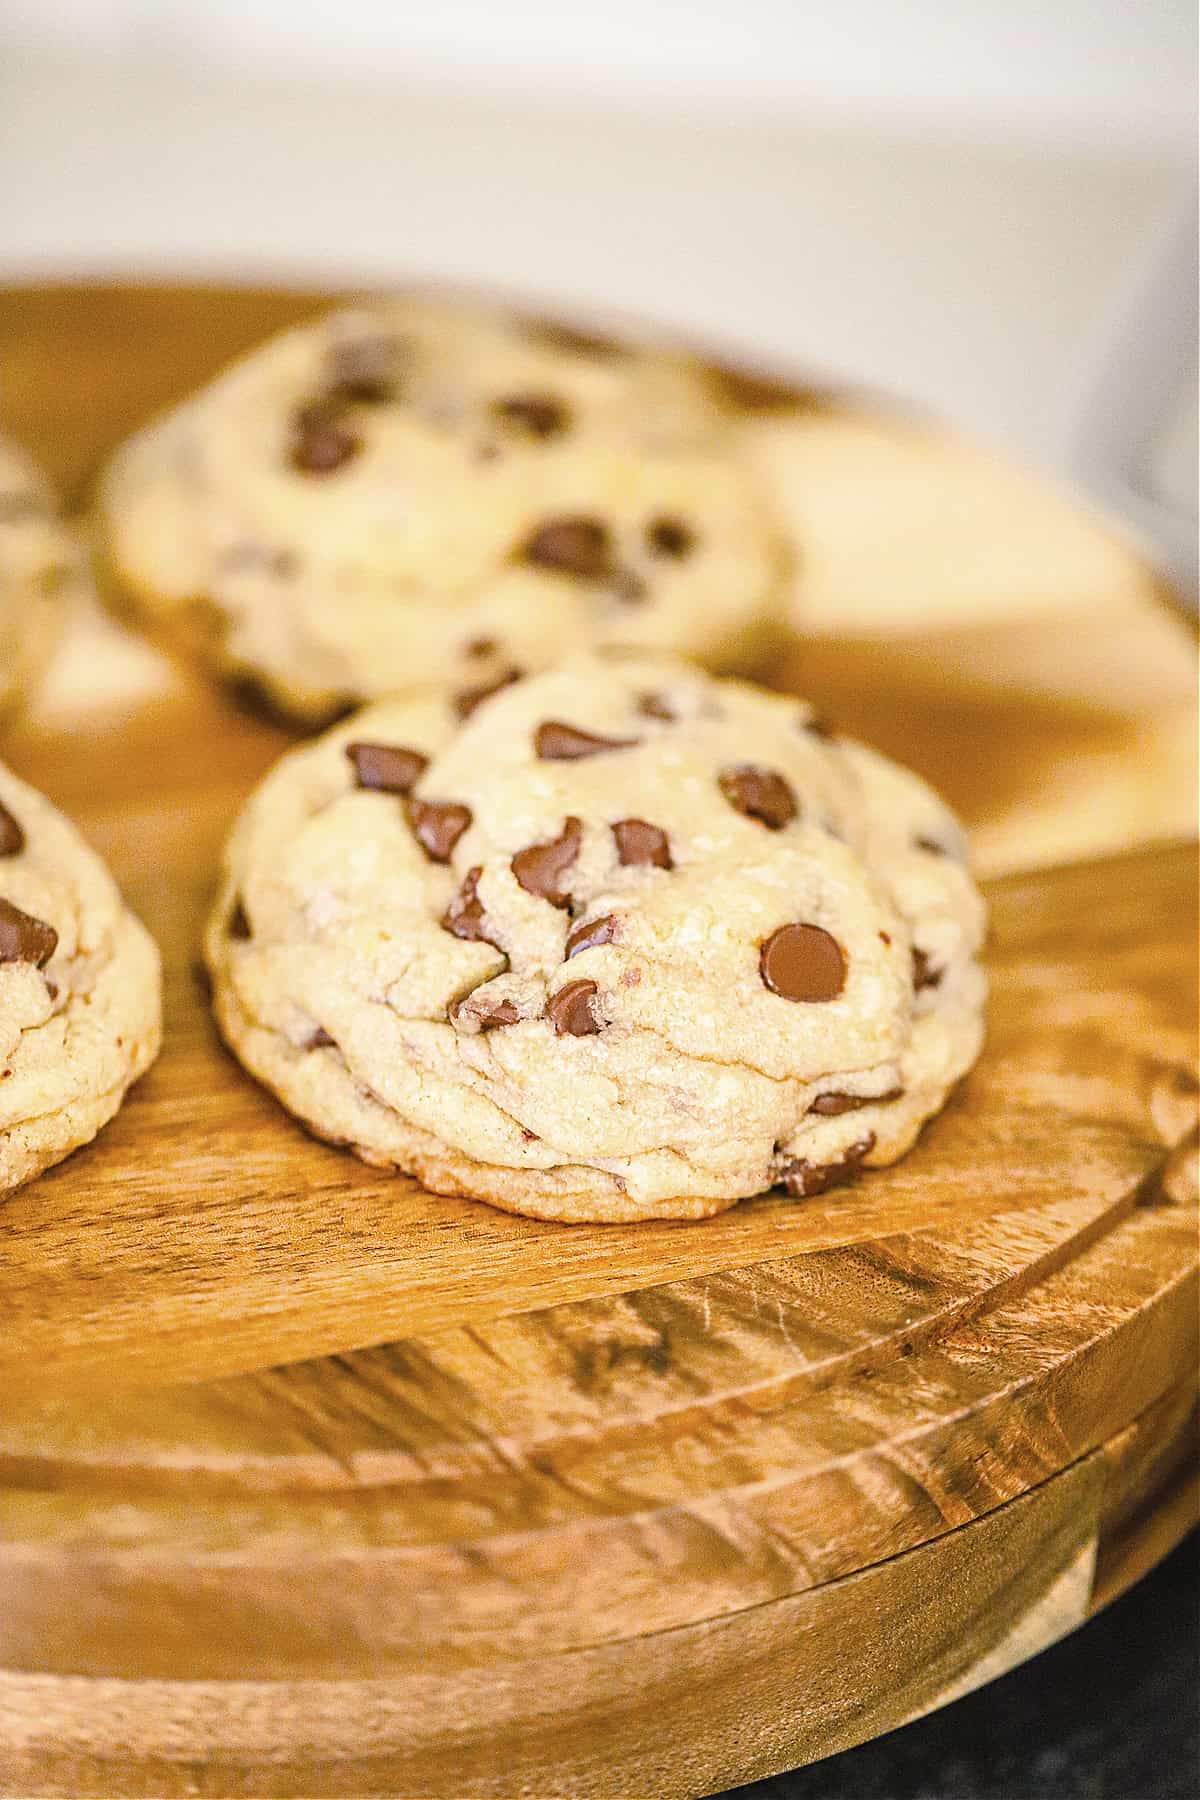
(0, 434, 80, 713)
(99, 298, 789, 724)
(0, 762, 162, 1193)
(208, 654, 987, 1221)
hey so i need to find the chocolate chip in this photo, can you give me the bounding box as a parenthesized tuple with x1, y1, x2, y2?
(289, 400, 361, 475)
(718, 366, 816, 412)
(346, 741, 429, 794)
(0, 802, 25, 856)
(636, 691, 677, 721)
(526, 319, 620, 357)
(306, 1025, 337, 1049)
(228, 899, 252, 940)
(442, 866, 502, 946)
(809, 1086, 902, 1116)
(612, 818, 672, 868)
(493, 393, 569, 438)
(521, 516, 611, 579)
(0, 896, 58, 967)
(451, 992, 520, 1031)
(779, 1134, 875, 1198)
(760, 923, 846, 1002)
(565, 913, 618, 959)
(609, 567, 648, 604)
(454, 667, 521, 720)
(512, 817, 582, 906)
(465, 635, 499, 659)
(646, 515, 695, 558)
(719, 766, 797, 830)
(407, 799, 472, 863)
(913, 946, 942, 991)
(915, 835, 951, 857)
(534, 720, 639, 760)
(801, 712, 836, 740)
(328, 334, 401, 403)
(546, 978, 600, 1036)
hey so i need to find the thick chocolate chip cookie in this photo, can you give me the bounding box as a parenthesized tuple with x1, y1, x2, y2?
(206, 654, 986, 1222)
(0, 433, 81, 714)
(96, 298, 790, 726)
(0, 762, 162, 1193)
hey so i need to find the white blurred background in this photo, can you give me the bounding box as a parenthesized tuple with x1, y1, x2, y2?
(1, 0, 1195, 477)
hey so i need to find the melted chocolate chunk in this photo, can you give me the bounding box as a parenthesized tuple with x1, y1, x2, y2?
(289, 400, 361, 475)
(760, 923, 846, 1002)
(465, 634, 499, 659)
(779, 1134, 875, 1198)
(407, 799, 472, 863)
(306, 1025, 337, 1049)
(809, 1086, 902, 1116)
(228, 899, 252, 941)
(493, 393, 569, 438)
(546, 978, 600, 1036)
(512, 817, 582, 906)
(646, 515, 695, 558)
(521, 516, 611, 579)
(912, 946, 943, 991)
(442, 866, 502, 946)
(0, 801, 25, 856)
(346, 741, 429, 795)
(453, 668, 521, 720)
(534, 720, 639, 760)
(0, 896, 58, 967)
(612, 818, 672, 868)
(565, 913, 618, 959)
(328, 334, 402, 403)
(452, 991, 520, 1031)
(718, 765, 797, 830)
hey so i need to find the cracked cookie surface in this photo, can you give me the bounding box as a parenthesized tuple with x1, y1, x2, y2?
(206, 654, 986, 1222)
(96, 298, 789, 726)
(0, 433, 81, 715)
(0, 763, 162, 1193)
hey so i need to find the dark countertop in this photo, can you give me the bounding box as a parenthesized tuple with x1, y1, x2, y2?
(721, 1532, 1198, 1800)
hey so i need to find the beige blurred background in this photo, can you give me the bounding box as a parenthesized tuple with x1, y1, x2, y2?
(1, 0, 1195, 494)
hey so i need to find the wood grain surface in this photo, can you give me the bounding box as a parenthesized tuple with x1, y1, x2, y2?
(0, 284, 1196, 1799)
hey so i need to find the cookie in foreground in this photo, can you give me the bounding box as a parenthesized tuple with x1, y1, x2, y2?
(0, 763, 162, 1193)
(0, 432, 84, 715)
(206, 654, 986, 1222)
(95, 296, 790, 726)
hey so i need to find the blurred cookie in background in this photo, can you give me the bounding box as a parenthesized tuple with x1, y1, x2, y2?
(96, 296, 791, 728)
(0, 432, 84, 718)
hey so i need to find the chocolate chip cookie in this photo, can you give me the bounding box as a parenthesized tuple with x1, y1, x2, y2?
(0, 433, 81, 714)
(96, 297, 790, 726)
(206, 653, 986, 1222)
(0, 762, 162, 1193)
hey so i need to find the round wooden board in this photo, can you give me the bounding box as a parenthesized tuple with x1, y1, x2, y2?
(0, 286, 1196, 1800)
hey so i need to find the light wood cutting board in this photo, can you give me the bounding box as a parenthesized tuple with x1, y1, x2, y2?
(0, 285, 1196, 1800)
